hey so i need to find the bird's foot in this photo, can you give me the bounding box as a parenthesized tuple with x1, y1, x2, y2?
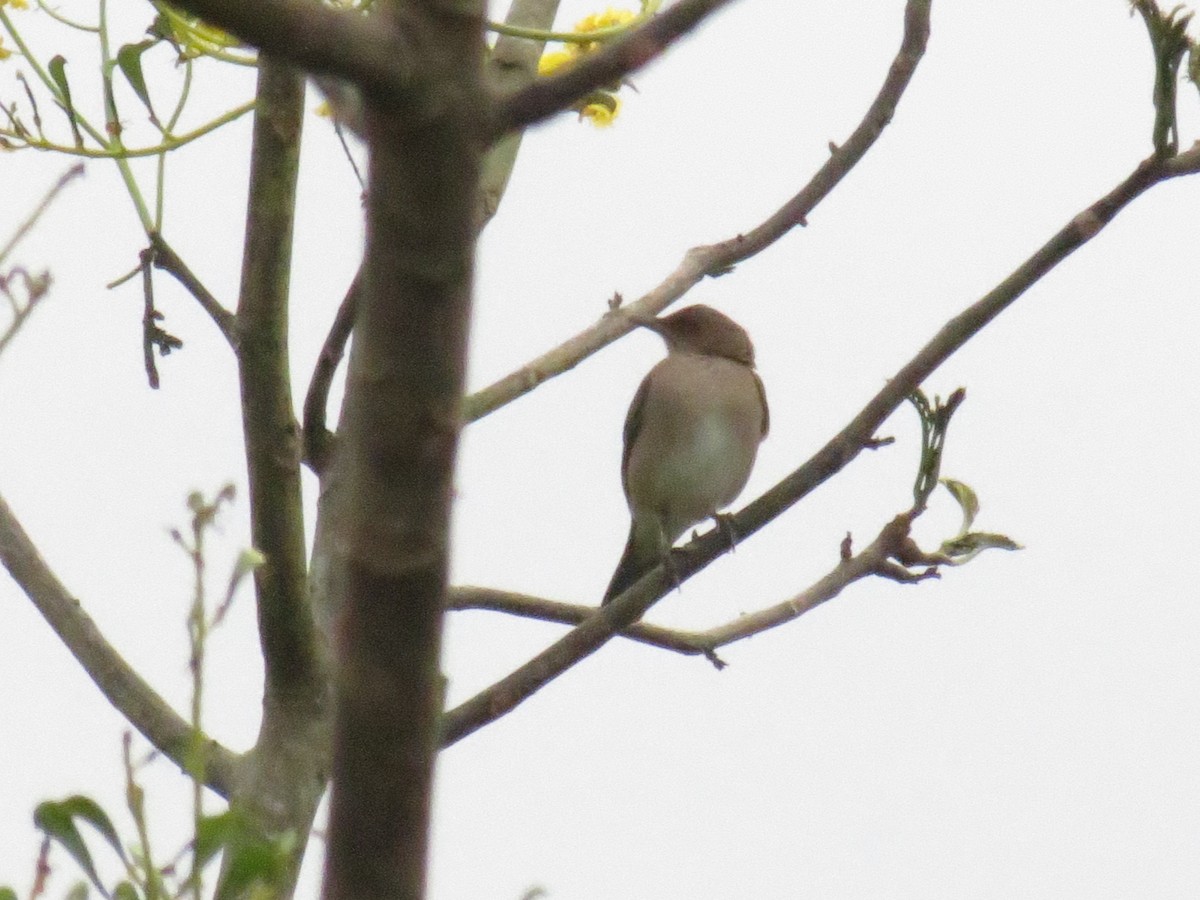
(712, 512, 739, 551)
(660, 547, 684, 593)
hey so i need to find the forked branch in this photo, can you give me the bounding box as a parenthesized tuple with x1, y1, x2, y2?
(464, 0, 934, 422)
(441, 145, 1200, 747)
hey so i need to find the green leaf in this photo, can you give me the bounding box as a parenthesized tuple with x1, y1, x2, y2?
(34, 804, 101, 894)
(215, 842, 288, 900)
(941, 478, 979, 536)
(1130, 0, 1194, 154)
(940, 531, 1022, 563)
(194, 811, 240, 871)
(64, 882, 90, 900)
(112, 882, 141, 900)
(1, 887, 20, 900)
(198, 811, 293, 900)
(34, 796, 127, 897)
(59, 796, 127, 863)
(47, 55, 84, 148)
(116, 40, 160, 122)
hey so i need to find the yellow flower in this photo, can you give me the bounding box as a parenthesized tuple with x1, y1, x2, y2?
(0, 37, 11, 61)
(573, 7, 636, 52)
(574, 8, 636, 32)
(0, 0, 31, 8)
(536, 7, 638, 125)
(158, 6, 241, 59)
(537, 48, 575, 76)
(580, 96, 621, 127)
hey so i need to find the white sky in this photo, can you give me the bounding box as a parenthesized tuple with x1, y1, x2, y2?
(2, 1, 1199, 898)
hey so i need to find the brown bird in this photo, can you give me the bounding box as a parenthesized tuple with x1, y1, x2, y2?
(602, 305, 769, 605)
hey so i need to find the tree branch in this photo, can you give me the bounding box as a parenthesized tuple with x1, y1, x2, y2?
(160, 0, 410, 98)
(228, 60, 331, 897)
(478, 0, 563, 224)
(302, 272, 358, 474)
(149, 233, 239, 350)
(447, 586, 711, 656)
(465, 0, 933, 422)
(0, 163, 84, 266)
(1, 163, 84, 357)
(237, 59, 321, 704)
(322, 3, 486, 896)
(448, 513, 939, 668)
(492, 0, 742, 136)
(440, 147, 1191, 746)
(0, 493, 238, 796)
(302, 0, 564, 475)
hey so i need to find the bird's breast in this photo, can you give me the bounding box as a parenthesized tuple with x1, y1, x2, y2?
(624, 354, 765, 542)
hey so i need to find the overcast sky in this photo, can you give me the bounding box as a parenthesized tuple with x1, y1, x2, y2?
(2, 1, 1199, 898)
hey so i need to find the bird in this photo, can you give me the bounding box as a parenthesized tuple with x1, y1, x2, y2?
(602, 304, 769, 605)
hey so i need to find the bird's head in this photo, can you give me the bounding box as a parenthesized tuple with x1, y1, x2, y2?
(633, 305, 755, 366)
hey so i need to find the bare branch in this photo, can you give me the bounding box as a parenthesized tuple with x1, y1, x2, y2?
(441, 147, 1193, 746)
(448, 513, 932, 663)
(465, 0, 934, 422)
(236, 59, 322, 704)
(160, 0, 410, 98)
(1162, 139, 1200, 176)
(441, 562, 670, 746)
(0, 266, 52, 359)
(148, 234, 239, 350)
(479, 0, 564, 225)
(323, 5, 486, 895)
(0, 164, 84, 357)
(448, 586, 712, 656)
(493, 0, 741, 136)
(225, 60, 330, 897)
(303, 272, 358, 474)
(0, 163, 84, 266)
(138, 249, 183, 390)
(304, 0, 564, 474)
(0, 493, 238, 797)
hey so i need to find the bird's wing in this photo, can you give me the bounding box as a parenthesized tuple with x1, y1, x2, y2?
(754, 370, 770, 439)
(621, 371, 654, 498)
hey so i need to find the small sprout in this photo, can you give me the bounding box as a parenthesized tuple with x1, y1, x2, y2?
(907, 386, 966, 509)
(940, 477, 980, 536)
(934, 480, 1021, 564)
(940, 531, 1022, 564)
(213, 546, 265, 626)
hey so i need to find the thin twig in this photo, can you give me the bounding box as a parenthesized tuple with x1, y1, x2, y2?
(464, 0, 933, 423)
(0, 268, 52, 358)
(148, 233, 239, 349)
(0, 163, 84, 266)
(303, 271, 358, 473)
(303, 0, 564, 473)
(493, 0, 741, 136)
(440, 135, 1197, 750)
(139, 247, 183, 389)
(163, 0, 412, 98)
(447, 586, 715, 656)
(448, 512, 935, 664)
(0, 493, 238, 796)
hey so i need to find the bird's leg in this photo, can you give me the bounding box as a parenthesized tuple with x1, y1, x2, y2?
(655, 525, 683, 592)
(712, 512, 739, 551)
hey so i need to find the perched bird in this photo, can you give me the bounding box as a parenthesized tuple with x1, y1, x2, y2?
(602, 305, 769, 605)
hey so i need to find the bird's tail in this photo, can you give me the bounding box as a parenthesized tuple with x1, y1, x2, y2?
(601, 517, 662, 605)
